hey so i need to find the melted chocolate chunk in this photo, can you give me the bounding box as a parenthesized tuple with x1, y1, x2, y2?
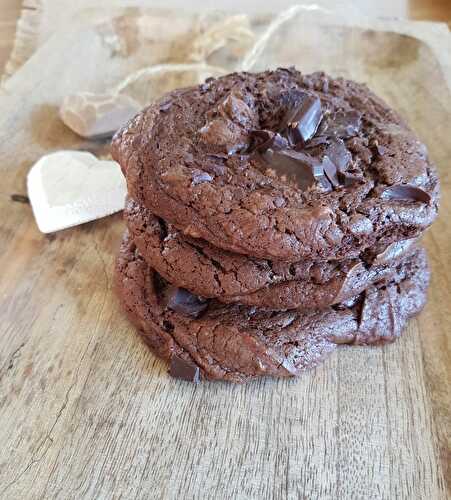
(279, 91, 323, 145)
(263, 149, 331, 190)
(249, 130, 289, 153)
(381, 185, 431, 203)
(164, 286, 208, 317)
(320, 139, 356, 189)
(304, 135, 329, 149)
(322, 157, 339, 187)
(338, 171, 362, 187)
(169, 355, 201, 383)
(324, 139, 352, 171)
(320, 110, 362, 139)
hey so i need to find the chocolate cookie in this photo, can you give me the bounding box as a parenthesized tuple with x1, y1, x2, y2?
(112, 68, 439, 262)
(116, 232, 429, 383)
(125, 197, 420, 311)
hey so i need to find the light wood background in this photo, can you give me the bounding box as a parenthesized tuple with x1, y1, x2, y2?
(0, 5, 450, 500)
(1, 0, 451, 77)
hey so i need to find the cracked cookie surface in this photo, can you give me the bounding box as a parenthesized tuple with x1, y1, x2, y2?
(125, 197, 420, 311)
(116, 232, 429, 383)
(112, 68, 439, 262)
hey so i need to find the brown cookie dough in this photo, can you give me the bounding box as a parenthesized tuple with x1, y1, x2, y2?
(116, 232, 430, 383)
(112, 68, 439, 262)
(125, 197, 420, 311)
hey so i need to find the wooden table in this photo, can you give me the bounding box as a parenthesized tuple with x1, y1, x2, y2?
(1, 0, 451, 77)
(0, 5, 450, 500)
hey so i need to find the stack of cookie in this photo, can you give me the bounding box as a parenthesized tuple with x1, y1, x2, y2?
(112, 68, 439, 383)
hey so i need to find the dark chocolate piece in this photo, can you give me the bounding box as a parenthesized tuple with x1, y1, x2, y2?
(263, 149, 331, 190)
(320, 110, 362, 139)
(381, 185, 431, 203)
(169, 355, 201, 383)
(11, 194, 30, 204)
(280, 91, 323, 145)
(322, 157, 339, 187)
(164, 286, 208, 317)
(249, 130, 289, 153)
(321, 138, 360, 188)
(117, 233, 430, 382)
(324, 139, 352, 171)
(338, 171, 362, 187)
(126, 199, 427, 312)
(304, 135, 329, 149)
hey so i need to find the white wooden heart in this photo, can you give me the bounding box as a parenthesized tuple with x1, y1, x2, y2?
(27, 150, 127, 233)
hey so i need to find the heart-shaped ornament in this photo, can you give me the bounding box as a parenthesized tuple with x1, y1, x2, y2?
(27, 150, 127, 233)
(59, 64, 226, 139)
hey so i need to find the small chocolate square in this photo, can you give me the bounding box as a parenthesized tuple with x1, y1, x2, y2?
(169, 355, 201, 383)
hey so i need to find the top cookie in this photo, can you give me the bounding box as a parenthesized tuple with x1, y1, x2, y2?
(112, 68, 439, 262)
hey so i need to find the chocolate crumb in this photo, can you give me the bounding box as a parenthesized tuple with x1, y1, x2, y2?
(11, 194, 30, 204)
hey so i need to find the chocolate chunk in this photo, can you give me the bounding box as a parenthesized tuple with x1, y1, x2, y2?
(338, 171, 362, 187)
(372, 238, 417, 266)
(304, 135, 329, 149)
(164, 286, 208, 317)
(169, 355, 201, 383)
(249, 130, 289, 153)
(381, 185, 431, 203)
(191, 170, 213, 185)
(320, 110, 362, 139)
(279, 91, 323, 145)
(347, 137, 372, 164)
(322, 157, 339, 187)
(321, 139, 352, 188)
(11, 194, 30, 204)
(263, 149, 331, 190)
(324, 139, 352, 171)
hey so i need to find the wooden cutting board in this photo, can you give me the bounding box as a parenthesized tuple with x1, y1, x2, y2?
(0, 9, 450, 499)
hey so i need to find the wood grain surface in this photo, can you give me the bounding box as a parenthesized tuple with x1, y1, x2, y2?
(1, 0, 451, 76)
(0, 10, 450, 500)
